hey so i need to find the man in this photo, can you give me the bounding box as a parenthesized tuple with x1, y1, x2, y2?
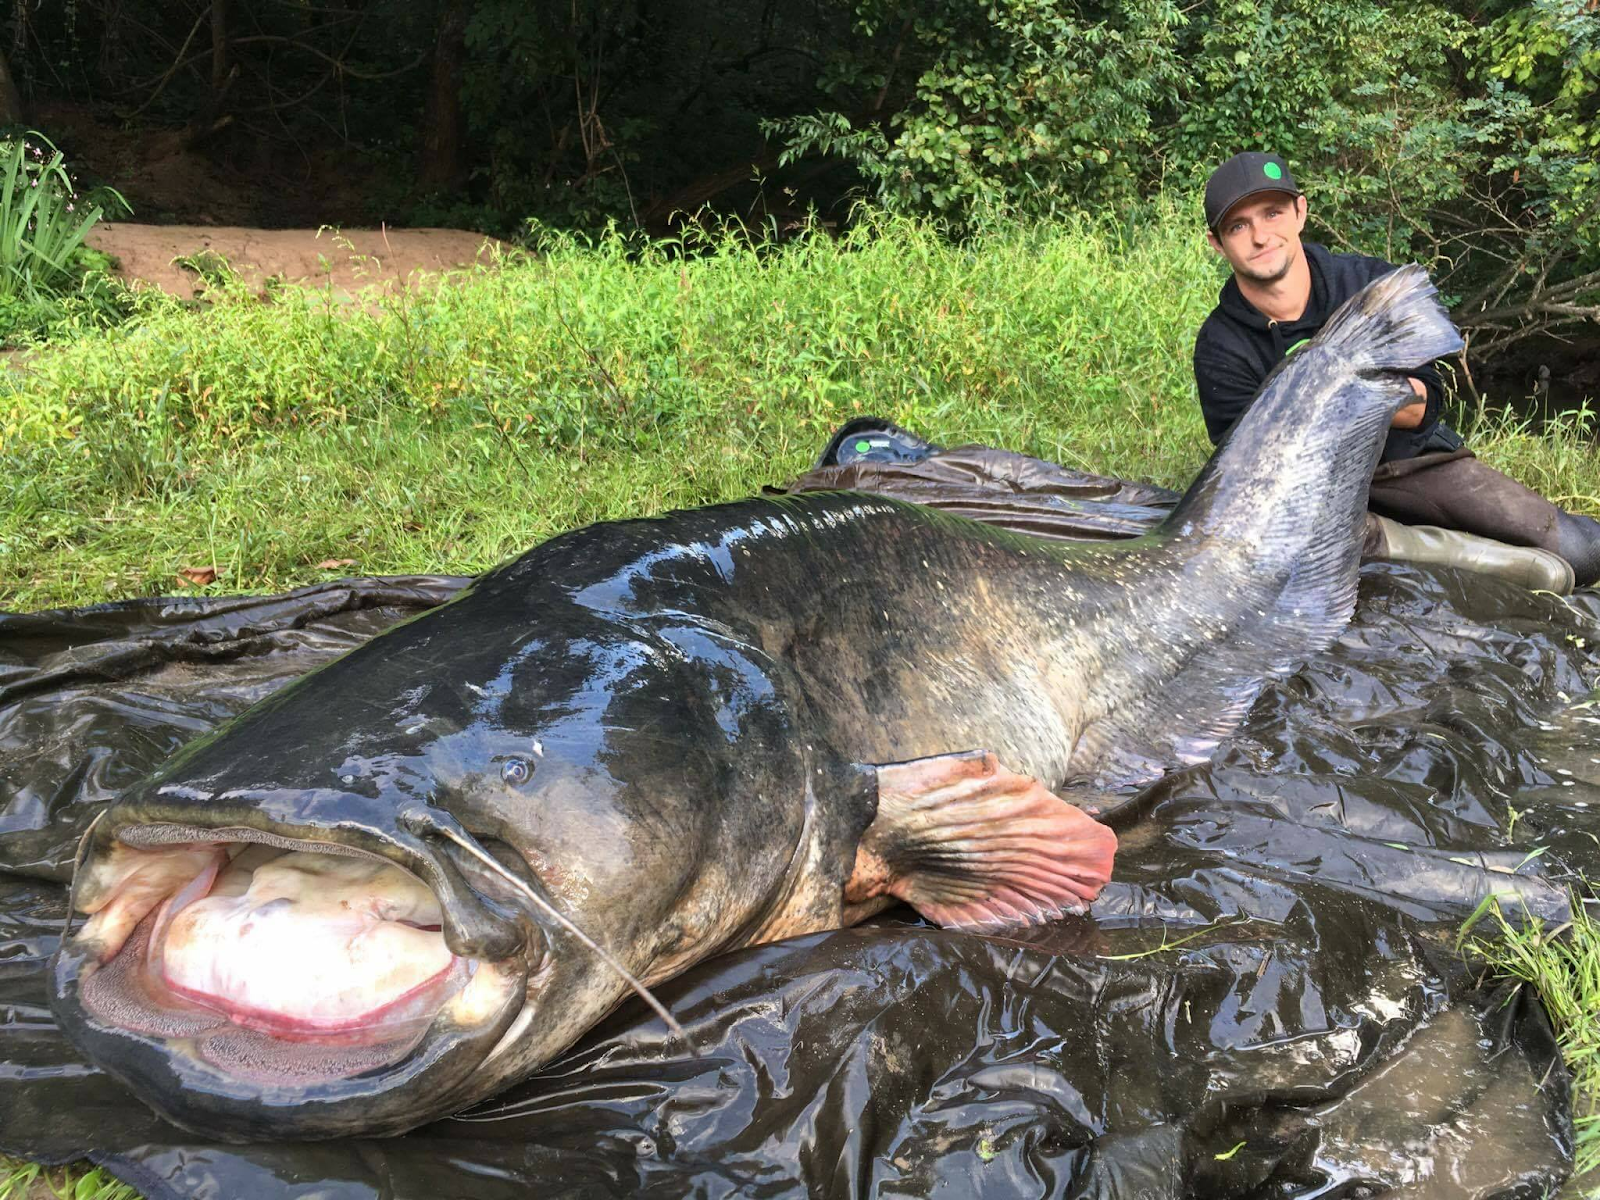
(1193, 151, 1600, 592)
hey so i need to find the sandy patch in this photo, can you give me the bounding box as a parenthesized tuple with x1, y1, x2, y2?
(86, 223, 507, 298)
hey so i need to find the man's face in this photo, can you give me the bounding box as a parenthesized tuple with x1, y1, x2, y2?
(1207, 193, 1308, 285)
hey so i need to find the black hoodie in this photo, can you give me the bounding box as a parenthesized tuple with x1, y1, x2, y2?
(1192, 242, 1462, 463)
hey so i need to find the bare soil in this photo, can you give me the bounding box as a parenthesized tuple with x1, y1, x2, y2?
(86, 222, 507, 298)
(32, 99, 506, 300)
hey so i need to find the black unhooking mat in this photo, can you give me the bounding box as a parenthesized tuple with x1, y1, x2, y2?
(2, 427, 1596, 1198)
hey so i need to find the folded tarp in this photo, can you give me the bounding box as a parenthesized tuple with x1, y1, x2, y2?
(1, 430, 1592, 1198)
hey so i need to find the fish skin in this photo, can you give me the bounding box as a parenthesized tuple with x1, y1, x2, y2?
(49, 267, 1463, 1141)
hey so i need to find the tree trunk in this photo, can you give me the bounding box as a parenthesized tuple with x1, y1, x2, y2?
(180, 1, 236, 150)
(210, 0, 231, 95)
(418, 0, 470, 193)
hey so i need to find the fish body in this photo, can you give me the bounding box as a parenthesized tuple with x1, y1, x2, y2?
(49, 267, 1463, 1140)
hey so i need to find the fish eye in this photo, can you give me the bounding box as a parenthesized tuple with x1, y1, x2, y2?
(501, 757, 533, 785)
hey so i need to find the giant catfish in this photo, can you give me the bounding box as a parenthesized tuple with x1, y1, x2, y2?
(50, 267, 1463, 1140)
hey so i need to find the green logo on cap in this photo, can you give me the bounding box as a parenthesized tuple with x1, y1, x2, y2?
(854, 439, 872, 454)
(1263, 162, 1283, 180)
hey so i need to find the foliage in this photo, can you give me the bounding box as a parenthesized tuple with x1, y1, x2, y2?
(1467, 893, 1600, 1177)
(1480, 0, 1599, 167)
(13, 0, 862, 232)
(763, 0, 1599, 354)
(1295, 0, 1600, 354)
(0, 133, 131, 344)
(770, 0, 1475, 219)
(452, 0, 858, 231)
(0, 134, 124, 297)
(1168, 0, 1464, 174)
(0, 1157, 138, 1200)
(9, 0, 1597, 362)
(770, 0, 1183, 218)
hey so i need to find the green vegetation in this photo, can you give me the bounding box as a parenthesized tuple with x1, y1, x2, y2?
(2, 206, 1224, 607)
(2, 206, 1600, 1194)
(0, 1159, 137, 1200)
(13, 0, 1598, 356)
(1468, 899, 1600, 1184)
(5, 203, 1595, 611)
(0, 134, 130, 347)
(772, 0, 1598, 358)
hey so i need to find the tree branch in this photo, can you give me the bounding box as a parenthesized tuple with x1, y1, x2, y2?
(129, 8, 212, 116)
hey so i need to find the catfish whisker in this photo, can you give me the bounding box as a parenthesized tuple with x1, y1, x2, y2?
(423, 819, 693, 1052)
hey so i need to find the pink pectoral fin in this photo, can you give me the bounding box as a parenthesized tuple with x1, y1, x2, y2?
(845, 749, 1117, 930)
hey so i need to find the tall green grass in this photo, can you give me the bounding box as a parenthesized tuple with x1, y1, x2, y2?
(3, 207, 1214, 467)
(0, 133, 131, 346)
(5, 202, 1597, 611)
(2, 204, 1226, 608)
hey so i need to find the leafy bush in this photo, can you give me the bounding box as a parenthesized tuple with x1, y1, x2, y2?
(0, 133, 132, 345)
(771, 0, 1182, 218)
(1293, 0, 1598, 355)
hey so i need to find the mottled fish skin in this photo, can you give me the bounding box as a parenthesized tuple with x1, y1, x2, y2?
(48, 267, 1463, 1140)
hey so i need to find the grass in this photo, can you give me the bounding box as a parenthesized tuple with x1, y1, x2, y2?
(0, 1161, 136, 1200)
(1469, 900, 1600, 1193)
(0, 132, 132, 348)
(1, 204, 1219, 608)
(7, 202, 1590, 611)
(2, 202, 1600, 1195)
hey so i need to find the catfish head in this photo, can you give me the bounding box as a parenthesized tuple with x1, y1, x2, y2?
(49, 579, 846, 1141)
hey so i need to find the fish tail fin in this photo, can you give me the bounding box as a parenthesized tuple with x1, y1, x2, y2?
(1075, 267, 1462, 790)
(1165, 264, 1463, 545)
(1301, 263, 1463, 375)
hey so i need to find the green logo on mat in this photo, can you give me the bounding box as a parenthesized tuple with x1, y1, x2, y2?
(1264, 162, 1284, 180)
(855, 439, 872, 453)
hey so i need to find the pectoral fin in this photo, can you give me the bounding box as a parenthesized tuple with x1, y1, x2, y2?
(845, 749, 1117, 929)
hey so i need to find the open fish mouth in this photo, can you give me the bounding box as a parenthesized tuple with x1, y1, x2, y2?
(50, 818, 533, 1140)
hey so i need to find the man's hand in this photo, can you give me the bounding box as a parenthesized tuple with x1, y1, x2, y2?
(1392, 376, 1428, 429)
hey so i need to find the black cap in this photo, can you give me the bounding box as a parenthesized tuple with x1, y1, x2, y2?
(1204, 152, 1302, 230)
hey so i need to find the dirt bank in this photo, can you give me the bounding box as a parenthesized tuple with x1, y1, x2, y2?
(85, 223, 507, 298)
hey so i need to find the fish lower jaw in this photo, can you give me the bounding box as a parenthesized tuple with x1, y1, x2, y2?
(159, 955, 473, 1047)
(51, 830, 529, 1139)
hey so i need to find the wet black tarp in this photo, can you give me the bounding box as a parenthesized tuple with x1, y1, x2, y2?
(2, 433, 1596, 1198)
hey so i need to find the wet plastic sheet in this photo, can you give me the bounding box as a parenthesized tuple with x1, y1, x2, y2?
(2, 439, 1595, 1198)
(0, 576, 468, 879)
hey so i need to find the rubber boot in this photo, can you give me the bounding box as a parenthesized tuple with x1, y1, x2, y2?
(1555, 510, 1600, 588)
(1370, 515, 1575, 594)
